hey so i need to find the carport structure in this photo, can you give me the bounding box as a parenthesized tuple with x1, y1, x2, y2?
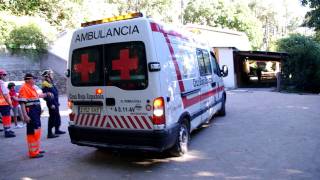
(233, 51, 288, 88)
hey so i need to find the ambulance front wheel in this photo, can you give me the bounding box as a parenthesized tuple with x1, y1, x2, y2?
(217, 93, 226, 116)
(169, 120, 190, 157)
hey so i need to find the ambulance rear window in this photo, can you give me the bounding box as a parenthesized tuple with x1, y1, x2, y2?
(106, 41, 148, 90)
(71, 45, 103, 86)
(71, 41, 148, 90)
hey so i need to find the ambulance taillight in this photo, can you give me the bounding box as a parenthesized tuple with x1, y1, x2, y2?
(152, 97, 165, 125)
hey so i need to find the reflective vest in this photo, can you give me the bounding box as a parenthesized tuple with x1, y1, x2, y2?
(18, 83, 40, 107)
(0, 83, 9, 106)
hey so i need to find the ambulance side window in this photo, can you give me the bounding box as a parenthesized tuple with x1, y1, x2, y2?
(203, 50, 212, 75)
(210, 52, 219, 76)
(181, 49, 197, 79)
(196, 49, 212, 76)
(210, 52, 221, 76)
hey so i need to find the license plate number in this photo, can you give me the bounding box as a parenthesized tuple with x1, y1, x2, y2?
(79, 106, 101, 114)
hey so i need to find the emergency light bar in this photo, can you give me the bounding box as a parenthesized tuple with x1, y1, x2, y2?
(81, 12, 143, 27)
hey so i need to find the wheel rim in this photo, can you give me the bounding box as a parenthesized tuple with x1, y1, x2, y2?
(179, 125, 189, 153)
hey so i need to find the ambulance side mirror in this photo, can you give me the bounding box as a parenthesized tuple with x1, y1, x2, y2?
(221, 65, 228, 77)
(65, 69, 70, 77)
(148, 62, 161, 72)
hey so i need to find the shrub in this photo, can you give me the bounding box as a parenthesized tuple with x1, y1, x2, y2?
(277, 34, 320, 93)
(5, 23, 48, 52)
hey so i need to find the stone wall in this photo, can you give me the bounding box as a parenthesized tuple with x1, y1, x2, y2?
(0, 50, 41, 71)
(0, 50, 67, 94)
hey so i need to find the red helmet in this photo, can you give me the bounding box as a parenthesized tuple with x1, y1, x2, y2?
(0, 69, 7, 75)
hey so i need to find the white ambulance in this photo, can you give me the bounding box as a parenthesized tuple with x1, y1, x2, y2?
(66, 12, 228, 156)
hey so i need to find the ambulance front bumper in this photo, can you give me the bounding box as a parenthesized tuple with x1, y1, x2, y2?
(68, 124, 179, 152)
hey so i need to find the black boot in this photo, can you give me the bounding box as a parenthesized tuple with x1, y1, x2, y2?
(47, 132, 59, 139)
(31, 154, 44, 159)
(5, 130, 16, 138)
(55, 130, 66, 135)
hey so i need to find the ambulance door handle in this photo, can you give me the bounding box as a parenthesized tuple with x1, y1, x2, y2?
(211, 82, 216, 88)
(105, 98, 115, 106)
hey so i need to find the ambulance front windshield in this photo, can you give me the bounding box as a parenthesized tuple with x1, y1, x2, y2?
(71, 41, 148, 90)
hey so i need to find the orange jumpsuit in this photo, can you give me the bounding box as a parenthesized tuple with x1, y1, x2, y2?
(19, 83, 42, 158)
(0, 80, 13, 137)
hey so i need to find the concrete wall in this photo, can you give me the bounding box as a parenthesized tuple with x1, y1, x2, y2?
(215, 47, 236, 89)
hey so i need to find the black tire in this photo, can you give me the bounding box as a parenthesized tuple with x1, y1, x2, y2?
(217, 94, 226, 116)
(169, 121, 190, 157)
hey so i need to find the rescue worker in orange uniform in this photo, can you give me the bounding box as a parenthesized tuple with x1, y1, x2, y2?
(19, 73, 52, 158)
(0, 68, 15, 138)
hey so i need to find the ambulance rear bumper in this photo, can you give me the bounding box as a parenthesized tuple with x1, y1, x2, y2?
(68, 124, 179, 152)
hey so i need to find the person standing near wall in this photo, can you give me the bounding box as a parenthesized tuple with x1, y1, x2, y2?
(0, 68, 15, 138)
(41, 70, 65, 139)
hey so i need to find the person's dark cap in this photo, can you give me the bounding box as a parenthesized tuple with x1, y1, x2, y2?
(24, 73, 37, 80)
(7, 82, 15, 89)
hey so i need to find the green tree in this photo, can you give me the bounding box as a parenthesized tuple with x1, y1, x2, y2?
(302, 0, 320, 31)
(0, 12, 16, 44)
(249, 0, 304, 51)
(314, 31, 320, 42)
(0, 0, 81, 29)
(109, 0, 172, 20)
(277, 34, 320, 92)
(183, 0, 263, 50)
(5, 23, 48, 52)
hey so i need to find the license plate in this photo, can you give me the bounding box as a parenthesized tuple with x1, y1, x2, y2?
(79, 106, 101, 114)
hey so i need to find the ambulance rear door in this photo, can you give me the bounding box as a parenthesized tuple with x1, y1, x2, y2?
(69, 18, 159, 131)
(103, 40, 155, 131)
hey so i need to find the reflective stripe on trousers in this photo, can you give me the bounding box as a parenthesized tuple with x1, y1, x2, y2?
(26, 128, 41, 157)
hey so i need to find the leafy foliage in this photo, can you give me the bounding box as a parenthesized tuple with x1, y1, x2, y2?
(277, 34, 320, 92)
(0, 0, 312, 53)
(183, 0, 263, 50)
(0, 0, 80, 30)
(302, 0, 320, 31)
(109, 0, 172, 21)
(5, 23, 48, 52)
(0, 12, 16, 44)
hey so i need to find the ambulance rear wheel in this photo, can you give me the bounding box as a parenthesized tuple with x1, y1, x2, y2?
(169, 121, 190, 157)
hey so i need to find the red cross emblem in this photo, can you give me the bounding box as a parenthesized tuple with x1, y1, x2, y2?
(73, 54, 96, 82)
(112, 49, 138, 80)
